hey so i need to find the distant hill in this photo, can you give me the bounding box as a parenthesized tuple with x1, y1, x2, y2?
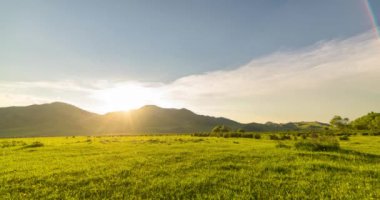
(0, 102, 329, 137)
(98, 105, 241, 134)
(0, 102, 101, 137)
(0, 103, 241, 137)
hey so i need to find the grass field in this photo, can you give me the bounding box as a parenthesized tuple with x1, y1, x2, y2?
(1, 135, 379, 199)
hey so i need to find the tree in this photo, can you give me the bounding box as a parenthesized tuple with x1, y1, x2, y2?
(237, 128, 245, 133)
(369, 116, 380, 130)
(351, 112, 380, 130)
(330, 115, 349, 129)
(211, 125, 231, 136)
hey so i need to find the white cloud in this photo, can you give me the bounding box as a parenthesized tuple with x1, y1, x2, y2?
(1, 31, 379, 122)
(162, 31, 380, 122)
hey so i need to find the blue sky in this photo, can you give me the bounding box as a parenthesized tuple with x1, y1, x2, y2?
(0, 0, 379, 122)
(0, 0, 375, 82)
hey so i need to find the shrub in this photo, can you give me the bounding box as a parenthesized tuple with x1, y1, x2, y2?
(362, 132, 369, 136)
(295, 136, 340, 151)
(1, 141, 27, 148)
(211, 125, 231, 135)
(237, 128, 245, 133)
(339, 135, 349, 141)
(373, 132, 380, 136)
(230, 132, 241, 138)
(241, 133, 254, 138)
(192, 132, 209, 137)
(310, 133, 319, 138)
(280, 135, 291, 140)
(336, 132, 351, 136)
(254, 134, 261, 139)
(26, 141, 44, 148)
(223, 132, 231, 138)
(276, 142, 291, 149)
(269, 134, 279, 140)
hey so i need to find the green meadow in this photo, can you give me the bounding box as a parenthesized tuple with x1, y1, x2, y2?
(1, 135, 379, 199)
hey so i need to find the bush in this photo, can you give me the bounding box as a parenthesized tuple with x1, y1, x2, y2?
(192, 132, 209, 137)
(211, 125, 231, 136)
(362, 132, 369, 136)
(269, 134, 279, 140)
(295, 136, 340, 151)
(310, 133, 319, 138)
(276, 142, 291, 149)
(26, 141, 44, 148)
(339, 135, 349, 141)
(237, 128, 245, 133)
(222, 132, 231, 138)
(230, 132, 241, 138)
(280, 135, 291, 140)
(254, 134, 261, 139)
(241, 133, 254, 138)
(336, 132, 352, 136)
(373, 132, 380, 136)
(1, 141, 27, 148)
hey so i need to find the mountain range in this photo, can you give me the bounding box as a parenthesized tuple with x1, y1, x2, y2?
(0, 102, 329, 137)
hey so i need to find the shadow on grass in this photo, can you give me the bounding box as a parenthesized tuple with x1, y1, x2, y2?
(17, 141, 44, 150)
(297, 149, 380, 164)
(338, 149, 380, 160)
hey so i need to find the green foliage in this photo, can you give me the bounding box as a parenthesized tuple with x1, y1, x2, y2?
(210, 125, 231, 137)
(192, 132, 210, 137)
(212, 125, 231, 133)
(237, 128, 245, 133)
(330, 115, 350, 130)
(242, 121, 329, 132)
(269, 134, 280, 140)
(339, 135, 350, 141)
(194, 131, 261, 139)
(280, 134, 292, 140)
(372, 131, 380, 136)
(295, 136, 340, 151)
(275, 142, 291, 149)
(240, 132, 252, 138)
(0, 140, 26, 148)
(269, 134, 292, 140)
(351, 112, 380, 130)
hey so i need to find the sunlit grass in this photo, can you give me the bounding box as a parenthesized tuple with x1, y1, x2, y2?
(0, 135, 379, 199)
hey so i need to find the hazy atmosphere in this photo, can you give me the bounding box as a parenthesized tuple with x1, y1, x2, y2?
(1, 0, 379, 123)
(1, 1, 380, 199)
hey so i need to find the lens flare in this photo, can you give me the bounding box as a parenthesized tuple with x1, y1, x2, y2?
(364, 0, 380, 39)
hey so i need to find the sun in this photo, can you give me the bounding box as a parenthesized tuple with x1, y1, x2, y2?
(91, 82, 175, 113)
